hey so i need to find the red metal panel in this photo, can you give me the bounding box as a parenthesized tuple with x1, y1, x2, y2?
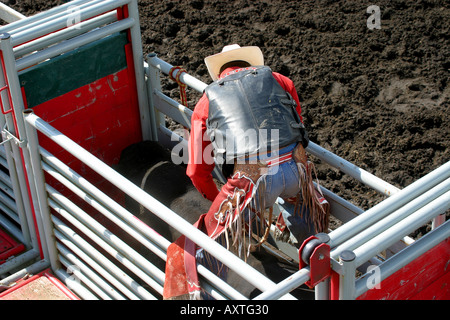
(357, 238, 450, 300)
(0, 228, 25, 264)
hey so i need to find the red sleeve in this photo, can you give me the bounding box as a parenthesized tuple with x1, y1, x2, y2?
(186, 94, 220, 201)
(272, 72, 303, 122)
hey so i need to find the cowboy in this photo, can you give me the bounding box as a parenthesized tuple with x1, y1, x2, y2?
(163, 44, 329, 300)
(186, 44, 328, 248)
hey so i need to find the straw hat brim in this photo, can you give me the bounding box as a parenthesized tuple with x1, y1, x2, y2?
(205, 46, 264, 81)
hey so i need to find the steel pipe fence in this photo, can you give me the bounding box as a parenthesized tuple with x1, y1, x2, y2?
(23, 110, 296, 300)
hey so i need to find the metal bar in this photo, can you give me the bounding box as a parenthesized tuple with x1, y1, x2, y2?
(23, 110, 61, 271)
(13, 11, 117, 58)
(126, 0, 151, 141)
(328, 161, 450, 249)
(47, 187, 164, 297)
(338, 250, 357, 300)
(332, 177, 450, 258)
(40, 146, 242, 300)
(0, 249, 40, 275)
(154, 90, 193, 128)
(253, 267, 311, 300)
(10, 0, 130, 47)
(0, 258, 49, 287)
(307, 142, 400, 197)
(0, 0, 95, 33)
(54, 226, 141, 300)
(355, 220, 450, 297)
(0, 34, 41, 253)
(52, 215, 150, 300)
(57, 249, 118, 300)
(315, 278, 330, 300)
(54, 268, 98, 300)
(147, 53, 208, 93)
(41, 160, 167, 262)
(23, 111, 296, 300)
(353, 191, 450, 267)
(58, 254, 112, 300)
(0, 2, 26, 23)
(16, 18, 135, 71)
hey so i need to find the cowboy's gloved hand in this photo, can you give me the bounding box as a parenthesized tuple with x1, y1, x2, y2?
(301, 128, 309, 148)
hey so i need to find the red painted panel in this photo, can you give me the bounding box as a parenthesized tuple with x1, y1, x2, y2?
(23, 65, 142, 212)
(358, 238, 450, 300)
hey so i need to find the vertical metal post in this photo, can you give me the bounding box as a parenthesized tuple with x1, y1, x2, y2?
(125, 0, 152, 141)
(315, 278, 330, 300)
(146, 53, 165, 139)
(339, 250, 356, 300)
(0, 32, 39, 252)
(23, 110, 61, 271)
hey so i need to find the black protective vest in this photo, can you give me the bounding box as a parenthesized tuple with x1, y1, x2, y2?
(205, 66, 305, 163)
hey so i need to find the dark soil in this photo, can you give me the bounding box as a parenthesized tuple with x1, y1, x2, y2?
(7, 1, 450, 215)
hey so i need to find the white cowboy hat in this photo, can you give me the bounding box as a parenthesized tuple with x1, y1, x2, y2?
(204, 44, 264, 81)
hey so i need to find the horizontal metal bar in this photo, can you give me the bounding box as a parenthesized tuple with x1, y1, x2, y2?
(328, 161, 450, 249)
(42, 160, 168, 262)
(47, 187, 164, 296)
(0, 2, 25, 23)
(0, 0, 96, 33)
(58, 254, 111, 300)
(332, 177, 450, 258)
(355, 220, 450, 297)
(153, 90, 193, 128)
(307, 142, 400, 197)
(52, 216, 147, 300)
(40, 147, 242, 300)
(0, 249, 40, 275)
(13, 11, 117, 58)
(10, 0, 130, 47)
(16, 18, 134, 71)
(147, 53, 208, 93)
(253, 267, 311, 300)
(24, 111, 294, 299)
(353, 190, 450, 267)
(54, 267, 98, 300)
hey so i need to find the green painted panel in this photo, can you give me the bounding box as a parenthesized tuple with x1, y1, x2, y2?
(19, 31, 129, 108)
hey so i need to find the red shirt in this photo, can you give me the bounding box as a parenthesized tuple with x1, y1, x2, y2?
(187, 67, 302, 201)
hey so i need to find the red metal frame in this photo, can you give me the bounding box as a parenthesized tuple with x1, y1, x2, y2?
(0, 268, 79, 300)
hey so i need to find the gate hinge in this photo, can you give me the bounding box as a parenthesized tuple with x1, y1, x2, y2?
(299, 233, 331, 288)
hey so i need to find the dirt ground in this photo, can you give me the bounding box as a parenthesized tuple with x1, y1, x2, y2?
(6, 1, 450, 231)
